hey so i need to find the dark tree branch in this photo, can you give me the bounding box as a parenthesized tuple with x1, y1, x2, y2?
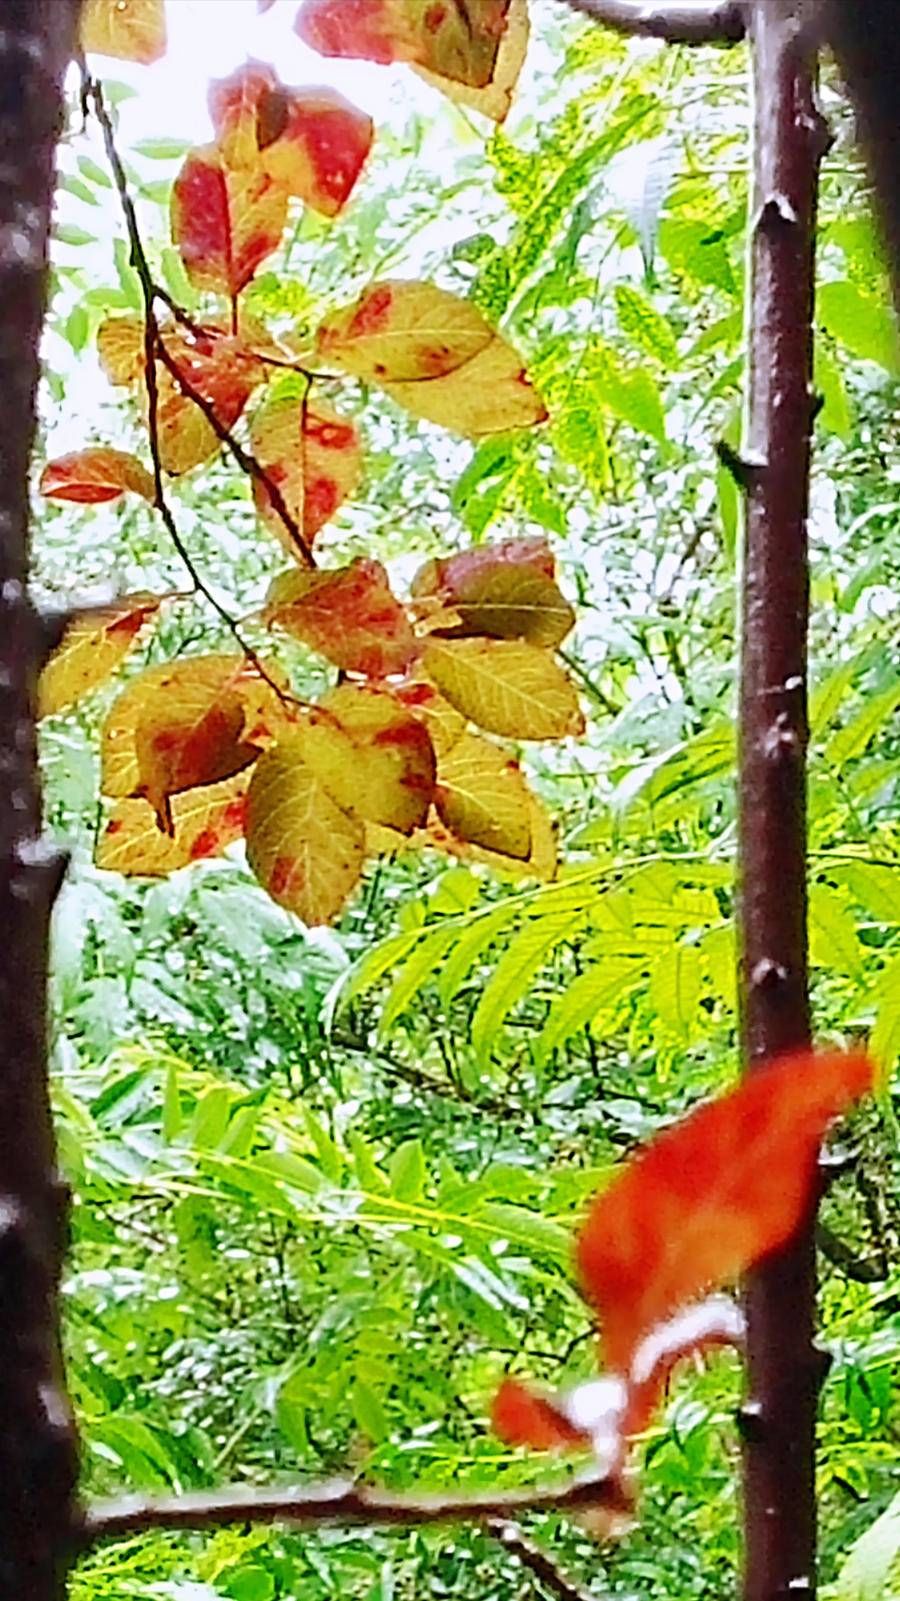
(556, 0, 745, 45)
(0, 4, 83, 1596)
(738, 5, 829, 1600)
(487, 1520, 600, 1601)
(79, 1471, 629, 1549)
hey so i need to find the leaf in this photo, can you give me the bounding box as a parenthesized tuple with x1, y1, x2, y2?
(80, 0, 166, 64)
(870, 952, 900, 1079)
(472, 914, 573, 1065)
(576, 1050, 874, 1377)
(412, 538, 574, 647)
(209, 64, 373, 216)
(422, 638, 583, 740)
(317, 280, 495, 383)
(614, 283, 679, 367)
(39, 447, 154, 505)
(413, 0, 529, 123)
(297, 684, 436, 834)
(96, 773, 249, 875)
(101, 655, 289, 800)
(394, 680, 466, 756)
(815, 339, 852, 439)
(249, 387, 362, 553)
(264, 560, 417, 679)
(434, 731, 532, 858)
(96, 314, 145, 385)
(818, 280, 899, 372)
(833, 1493, 900, 1601)
(296, 0, 515, 90)
(383, 335, 547, 438)
(245, 736, 365, 924)
(135, 689, 256, 833)
(38, 594, 162, 717)
(171, 146, 288, 299)
(427, 792, 557, 882)
(389, 1138, 426, 1202)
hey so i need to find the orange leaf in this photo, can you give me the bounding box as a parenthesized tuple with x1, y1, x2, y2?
(296, 0, 513, 89)
(38, 594, 162, 717)
(96, 772, 249, 876)
(299, 684, 435, 834)
(135, 690, 256, 833)
(264, 560, 417, 679)
(80, 0, 166, 64)
(40, 447, 154, 506)
(209, 63, 373, 217)
(317, 280, 494, 384)
(413, 538, 574, 647)
(250, 388, 362, 553)
(171, 145, 288, 299)
(577, 1049, 874, 1375)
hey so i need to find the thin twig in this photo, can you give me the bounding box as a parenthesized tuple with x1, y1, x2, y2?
(557, 0, 745, 44)
(79, 1470, 629, 1549)
(487, 1520, 599, 1601)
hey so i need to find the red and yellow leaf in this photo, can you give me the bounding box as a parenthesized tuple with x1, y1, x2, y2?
(96, 772, 249, 876)
(317, 280, 494, 384)
(209, 64, 373, 216)
(413, 538, 574, 647)
(246, 735, 365, 923)
(172, 145, 288, 300)
(97, 315, 145, 386)
(38, 594, 162, 717)
(40, 447, 154, 506)
(384, 334, 547, 438)
(577, 1049, 874, 1376)
(434, 731, 532, 858)
(101, 655, 289, 800)
(250, 388, 362, 553)
(394, 678, 467, 757)
(134, 690, 256, 833)
(427, 792, 557, 881)
(298, 684, 435, 834)
(264, 560, 417, 678)
(296, 0, 513, 89)
(80, 0, 166, 64)
(413, 0, 528, 122)
(422, 637, 583, 740)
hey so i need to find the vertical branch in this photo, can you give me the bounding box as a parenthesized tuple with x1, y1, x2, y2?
(739, 4, 828, 1598)
(0, 2, 82, 1595)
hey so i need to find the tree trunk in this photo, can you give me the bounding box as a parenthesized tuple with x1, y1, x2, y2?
(739, 4, 827, 1598)
(0, 2, 82, 1594)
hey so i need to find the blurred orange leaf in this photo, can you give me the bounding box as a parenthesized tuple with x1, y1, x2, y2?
(296, 0, 514, 90)
(80, 0, 166, 64)
(40, 448, 154, 506)
(264, 560, 417, 678)
(414, 0, 528, 123)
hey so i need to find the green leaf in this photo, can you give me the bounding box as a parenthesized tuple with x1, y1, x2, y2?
(223, 1567, 276, 1601)
(471, 914, 581, 1067)
(64, 304, 90, 353)
(134, 137, 193, 161)
(389, 1139, 426, 1202)
(648, 943, 703, 1039)
(614, 283, 678, 367)
(162, 1059, 182, 1142)
(352, 1378, 389, 1444)
(815, 339, 852, 438)
(808, 883, 863, 975)
(826, 683, 900, 766)
(535, 955, 642, 1064)
(833, 1492, 900, 1601)
(818, 280, 899, 372)
(379, 927, 458, 1034)
(871, 953, 900, 1079)
(55, 224, 95, 248)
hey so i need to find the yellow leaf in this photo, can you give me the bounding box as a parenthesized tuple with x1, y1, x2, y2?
(413, 538, 574, 646)
(435, 731, 532, 858)
(422, 638, 584, 740)
(414, 0, 529, 123)
(101, 655, 289, 799)
(96, 773, 249, 875)
(80, 0, 166, 64)
(317, 280, 494, 383)
(428, 793, 557, 881)
(249, 390, 362, 553)
(385, 335, 547, 438)
(135, 690, 255, 832)
(246, 736, 365, 924)
(39, 594, 162, 718)
(298, 684, 435, 834)
(394, 679, 467, 756)
(97, 316, 145, 386)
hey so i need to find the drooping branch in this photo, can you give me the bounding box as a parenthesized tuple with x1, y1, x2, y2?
(79, 1471, 629, 1549)
(556, 0, 745, 44)
(0, 3, 83, 1596)
(738, 4, 829, 1599)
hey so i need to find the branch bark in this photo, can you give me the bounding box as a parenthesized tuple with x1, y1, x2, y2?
(556, 0, 745, 44)
(0, 3, 83, 1596)
(738, 4, 828, 1598)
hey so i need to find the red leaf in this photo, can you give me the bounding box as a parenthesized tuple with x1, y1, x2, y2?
(264, 560, 418, 679)
(40, 447, 154, 505)
(295, 0, 513, 90)
(576, 1049, 874, 1375)
(171, 145, 288, 299)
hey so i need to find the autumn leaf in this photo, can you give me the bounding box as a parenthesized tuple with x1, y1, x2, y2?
(101, 655, 289, 800)
(414, 0, 529, 123)
(434, 731, 532, 858)
(96, 772, 249, 875)
(246, 735, 366, 923)
(40, 447, 155, 506)
(264, 561, 417, 678)
(38, 595, 163, 718)
(295, 0, 513, 90)
(383, 335, 547, 437)
(209, 63, 373, 216)
(172, 145, 288, 300)
(250, 387, 362, 553)
(422, 638, 583, 740)
(394, 679, 467, 757)
(413, 538, 575, 647)
(317, 280, 494, 383)
(96, 315, 146, 386)
(577, 1049, 874, 1377)
(135, 690, 257, 833)
(427, 792, 557, 882)
(298, 684, 435, 834)
(80, 0, 167, 64)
